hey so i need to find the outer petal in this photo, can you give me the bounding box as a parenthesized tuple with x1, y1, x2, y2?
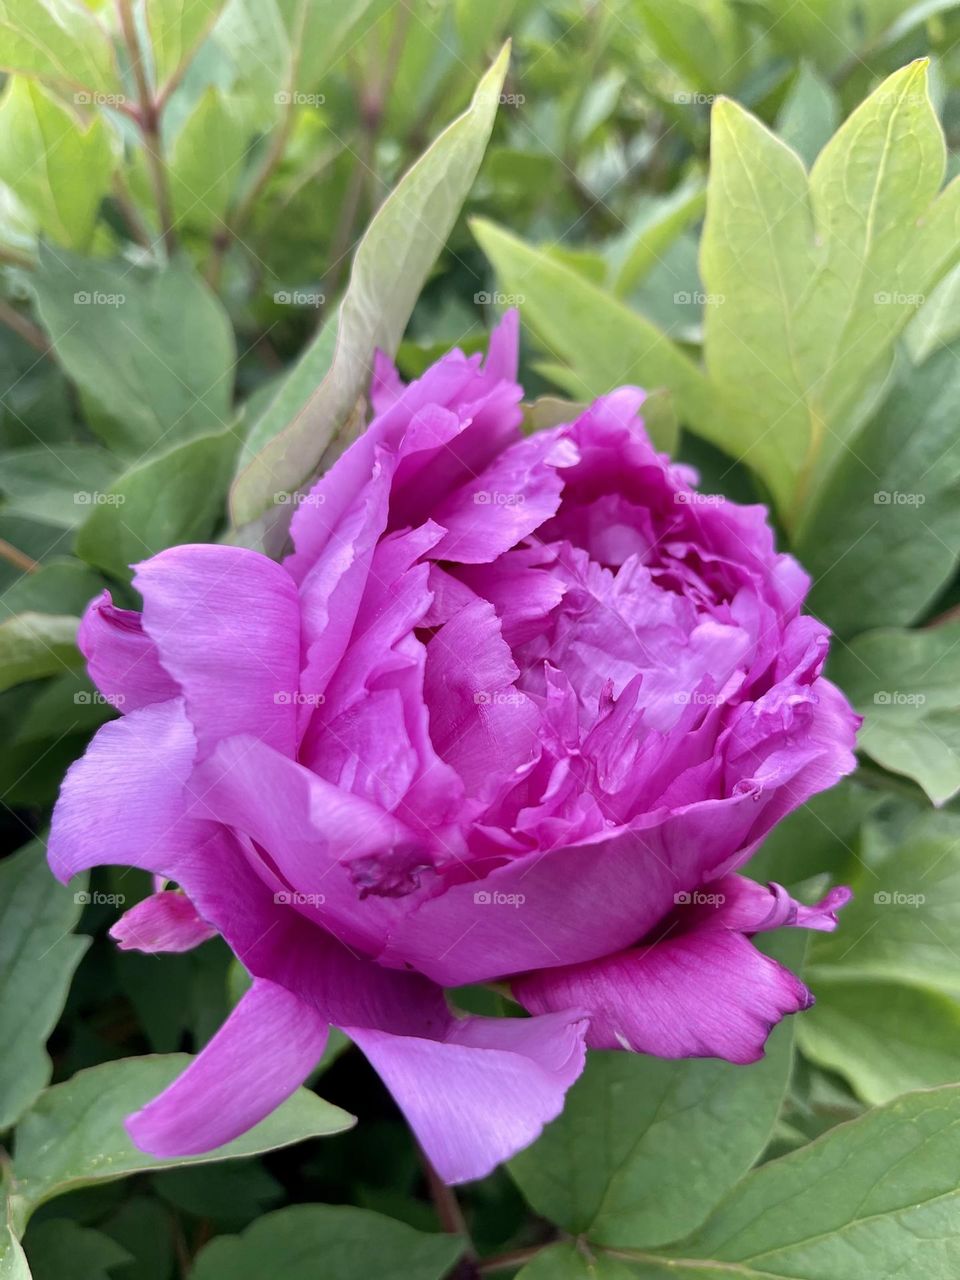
(109, 891, 217, 953)
(48, 699, 204, 884)
(134, 545, 301, 758)
(346, 1008, 588, 1184)
(515, 929, 810, 1064)
(682, 875, 852, 934)
(127, 978, 328, 1156)
(78, 591, 179, 712)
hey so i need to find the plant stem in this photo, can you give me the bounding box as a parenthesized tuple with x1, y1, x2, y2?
(0, 538, 40, 574)
(418, 1145, 479, 1278)
(0, 300, 50, 355)
(478, 1245, 549, 1274)
(117, 0, 177, 254)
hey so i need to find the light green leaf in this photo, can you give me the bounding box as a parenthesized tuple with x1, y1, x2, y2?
(75, 424, 239, 580)
(24, 1221, 129, 1280)
(168, 87, 249, 233)
(610, 178, 706, 297)
(33, 249, 235, 458)
(800, 343, 960, 636)
(642, 1085, 960, 1278)
(799, 978, 960, 1105)
(230, 43, 510, 528)
(830, 623, 960, 805)
(0, 79, 114, 250)
(0, 444, 119, 529)
(700, 61, 960, 525)
(634, 0, 744, 94)
(0, 0, 120, 96)
(9, 1056, 354, 1226)
(0, 840, 88, 1129)
(190, 1205, 463, 1280)
(0, 1200, 30, 1280)
(275, 0, 375, 89)
(809, 809, 960, 994)
(471, 218, 711, 450)
(142, 0, 227, 89)
(775, 62, 838, 167)
(0, 613, 81, 691)
(509, 937, 800, 1248)
(905, 261, 960, 364)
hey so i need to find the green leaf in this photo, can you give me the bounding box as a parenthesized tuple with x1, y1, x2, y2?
(141, 0, 227, 89)
(775, 62, 838, 167)
(643, 1084, 960, 1277)
(0, 445, 119, 529)
(800, 343, 960, 636)
(809, 809, 960, 994)
(0, 79, 114, 250)
(799, 978, 960, 1105)
(745, 777, 880, 885)
(0, 840, 88, 1129)
(0, 0, 120, 97)
(24, 1221, 129, 1280)
(33, 249, 236, 459)
(75, 424, 239, 580)
(905, 261, 960, 364)
(9, 1056, 354, 1225)
(0, 1191, 29, 1280)
(509, 936, 800, 1248)
(610, 178, 706, 298)
(275, 0, 375, 89)
(168, 87, 249, 233)
(229, 42, 511, 528)
(515, 1245, 636, 1279)
(471, 218, 711, 450)
(700, 61, 960, 526)
(0, 559, 104, 616)
(830, 623, 960, 805)
(190, 1205, 463, 1280)
(0, 613, 81, 692)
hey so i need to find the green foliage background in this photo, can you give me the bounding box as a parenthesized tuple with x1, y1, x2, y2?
(2, 1, 960, 1277)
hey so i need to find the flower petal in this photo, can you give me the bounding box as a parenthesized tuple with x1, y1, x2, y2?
(109, 891, 217, 953)
(48, 699, 203, 884)
(126, 977, 329, 1157)
(78, 591, 179, 713)
(515, 929, 810, 1064)
(134, 545, 301, 758)
(346, 1008, 588, 1184)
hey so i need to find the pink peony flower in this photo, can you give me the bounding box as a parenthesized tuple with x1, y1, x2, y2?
(49, 313, 857, 1183)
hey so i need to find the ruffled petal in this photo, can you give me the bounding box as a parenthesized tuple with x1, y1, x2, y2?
(109, 891, 217, 953)
(78, 591, 179, 713)
(346, 1008, 588, 1183)
(134, 545, 301, 758)
(48, 699, 204, 884)
(681, 875, 852, 934)
(515, 929, 810, 1064)
(126, 978, 329, 1156)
